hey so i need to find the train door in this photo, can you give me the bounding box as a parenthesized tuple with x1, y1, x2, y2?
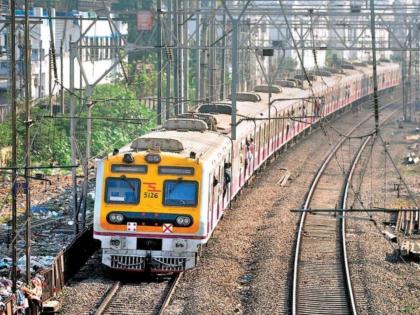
(239, 141, 245, 187)
(217, 164, 224, 220)
(255, 127, 260, 166)
(223, 154, 232, 207)
(210, 169, 219, 232)
(290, 108, 295, 138)
(263, 124, 268, 160)
(275, 111, 280, 149)
(258, 125, 263, 165)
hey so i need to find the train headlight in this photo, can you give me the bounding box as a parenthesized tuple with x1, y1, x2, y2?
(108, 213, 124, 224)
(110, 238, 121, 249)
(175, 216, 192, 227)
(145, 153, 161, 164)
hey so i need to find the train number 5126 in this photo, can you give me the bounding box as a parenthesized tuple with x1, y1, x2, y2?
(144, 192, 159, 199)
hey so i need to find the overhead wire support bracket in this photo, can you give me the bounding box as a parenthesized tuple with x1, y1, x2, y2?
(221, 0, 252, 140)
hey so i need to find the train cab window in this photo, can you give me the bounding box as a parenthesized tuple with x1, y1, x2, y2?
(105, 177, 140, 204)
(163, 180, 198, 207)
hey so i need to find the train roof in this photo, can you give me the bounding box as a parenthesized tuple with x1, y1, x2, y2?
(118, 62, 398, 162)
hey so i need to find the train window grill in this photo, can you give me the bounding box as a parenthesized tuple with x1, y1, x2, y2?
(111, 164, 147, 174)
(159, 166, 195, 176)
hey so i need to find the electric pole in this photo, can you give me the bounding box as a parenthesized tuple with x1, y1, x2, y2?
(369, 0, 380, 132)
(24, 0, 32, 285)
(9, 0, 17, 293)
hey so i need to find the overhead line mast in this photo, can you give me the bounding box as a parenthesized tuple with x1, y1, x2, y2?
(369, 0, 380, 132)
(9, 0, 17, 294)
(24, 0, 32, 285)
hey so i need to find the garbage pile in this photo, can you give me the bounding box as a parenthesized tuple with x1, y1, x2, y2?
(0, 255, 55, 277)
(404, 152, 419, 165)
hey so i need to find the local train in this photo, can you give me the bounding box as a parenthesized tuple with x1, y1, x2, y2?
(93, 61, 400, 272)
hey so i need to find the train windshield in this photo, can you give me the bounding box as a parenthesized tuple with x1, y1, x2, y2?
(105, 177, 140, 204)
(163, 180, 198, 207)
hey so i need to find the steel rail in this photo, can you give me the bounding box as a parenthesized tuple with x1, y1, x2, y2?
(340, 135, 371, 315)
(94, 281, 121, 315)
(291, 99, 400, 315)
(92, 273, 182, 315)
(158, 272, 183, 315)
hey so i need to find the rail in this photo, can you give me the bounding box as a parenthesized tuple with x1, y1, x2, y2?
(291, 100, 400, 315)
(92, 273, 182, 315)
(340, 135, 371, 315)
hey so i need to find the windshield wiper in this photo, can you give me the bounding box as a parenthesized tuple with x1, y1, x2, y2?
(120, 175, 136, 192)
(168, 177, 184, 194)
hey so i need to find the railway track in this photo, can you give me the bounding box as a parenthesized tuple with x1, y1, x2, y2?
(291, 103, 400, 315)
(92, 273, 182, 315)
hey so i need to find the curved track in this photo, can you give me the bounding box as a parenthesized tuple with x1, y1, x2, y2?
(93, 273, 182, 315)
(291, 102, 400, 315)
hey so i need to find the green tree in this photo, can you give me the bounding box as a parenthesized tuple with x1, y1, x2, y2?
(0, 120, 11, 148)
(87, 83, 156, 157)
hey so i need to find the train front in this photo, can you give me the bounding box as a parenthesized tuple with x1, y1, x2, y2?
(93, 139, 202, 273)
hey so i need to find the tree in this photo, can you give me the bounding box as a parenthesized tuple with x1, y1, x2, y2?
(87, 83, 156, 158)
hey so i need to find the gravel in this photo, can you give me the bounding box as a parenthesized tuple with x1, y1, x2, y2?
(346, 116, 420, 315)
(166, 107, 373, 315)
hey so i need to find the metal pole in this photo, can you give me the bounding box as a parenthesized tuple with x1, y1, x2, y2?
(414, 20, 420, 111)
(166, 0, 172, 119)
(182, 0, 189, 112)
(157, 0, 163, 124)
(209, 0, 216, 101)
(49, 46, 53, 115)
(60, 43, 64, 114)
(195, 0, 201, 102)
(200, 4, 208, 101)
(402, 53, 407, 121)
(178, 0, 183, 112)
(220, 13, 227, 100)
(408, 25, 413, 121)
(231, 19, 239, 140)
(82, 86, 92, 229)
(10, 0, 17, 293)
(39, 39, 42, 98)
(173, 0, 179, 115)
(69, 41, 78, 234)
(24, 0, 32, 285)
(369, 0, 380, 131)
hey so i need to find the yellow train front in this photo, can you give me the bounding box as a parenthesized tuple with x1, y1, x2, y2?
(93, 135, 207, 273)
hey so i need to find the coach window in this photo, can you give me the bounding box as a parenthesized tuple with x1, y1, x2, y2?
(163, 180, 198, 207)
(105, 177, 140, 204)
